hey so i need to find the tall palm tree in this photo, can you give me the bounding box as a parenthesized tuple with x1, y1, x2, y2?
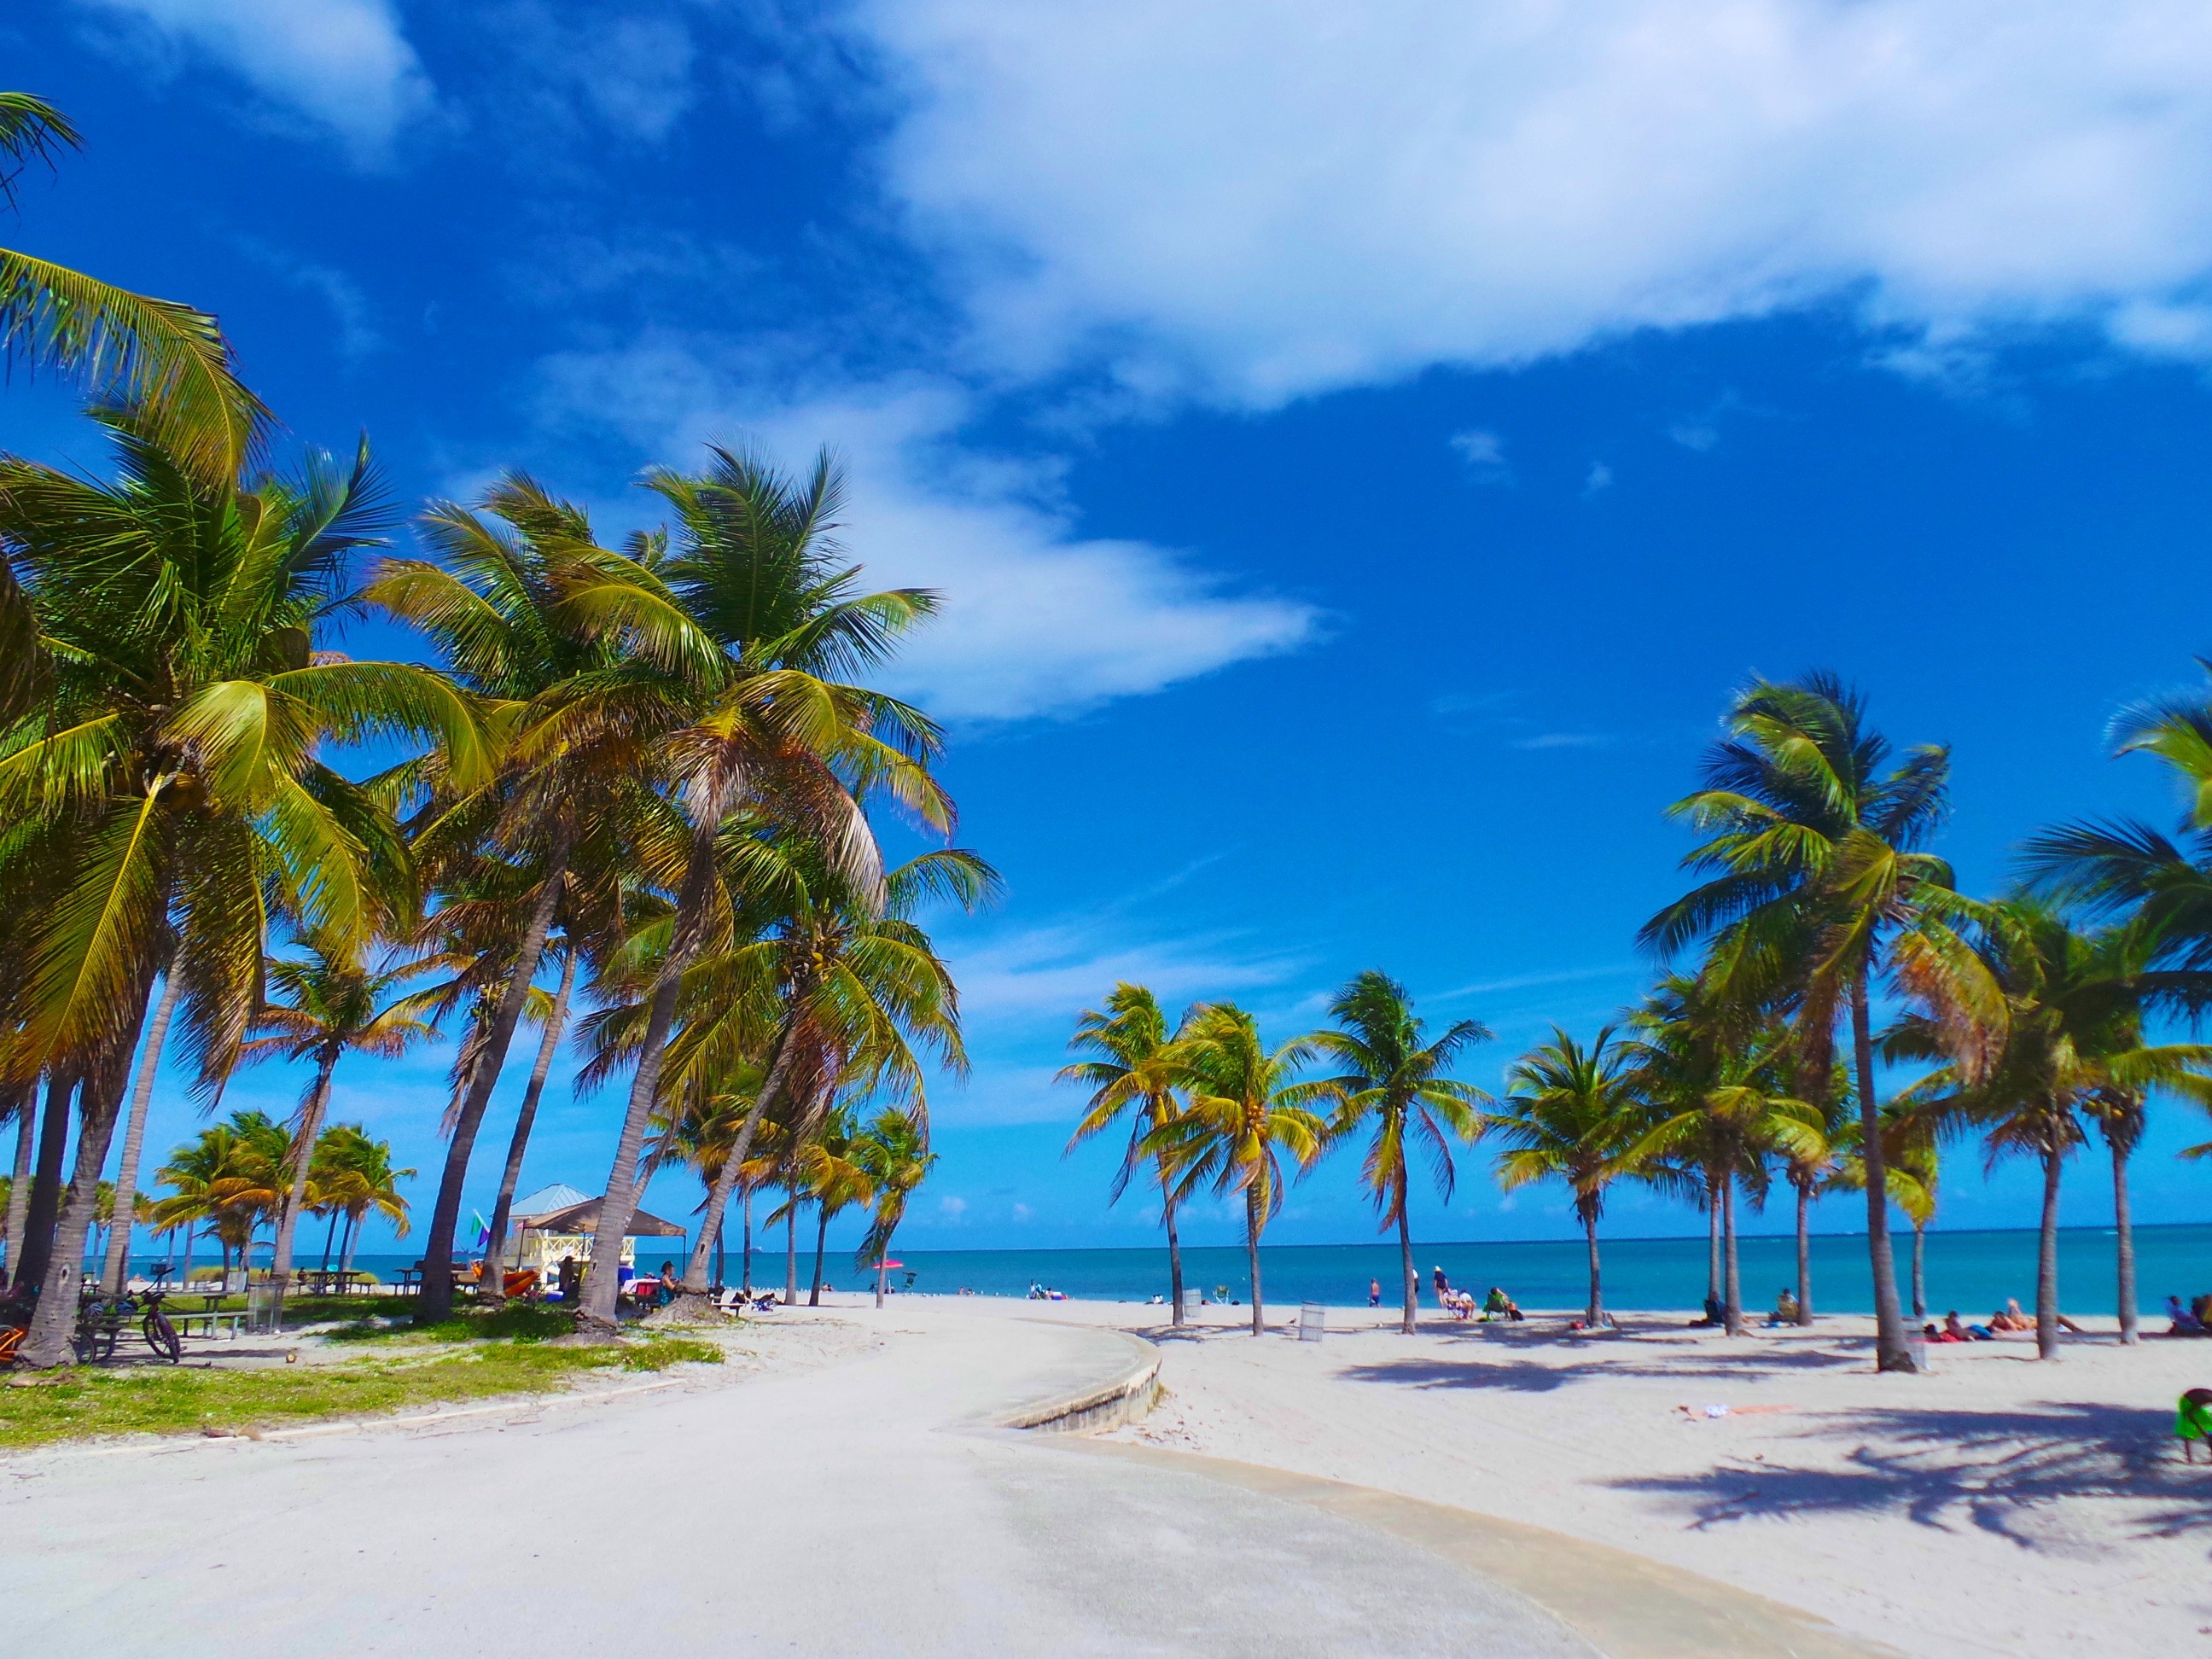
(0, 94, 264, 503)
(1493, 1027, 1642, 1328)
(1148, 1004, 1325, 1336)
(477, 943, 579, 1303)
(1640, 672, 1965, 1373)
(1061, 983, 1195, 1324)
(553, 446, 952, 1337)
(1888, 896, 2212, 1359)
(236, 941, 437, 1323)
(0, 414, 484, 1367)
(97, 967, 182, 1291)
(853, 1107, 934, 1308)
(364, 475, 649, 1324)
(148, 1112, 291, 1285)
(1308, 972, 1490, 1334)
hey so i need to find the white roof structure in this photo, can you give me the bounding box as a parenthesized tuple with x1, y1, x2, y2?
(510, 1182, 591, 1220)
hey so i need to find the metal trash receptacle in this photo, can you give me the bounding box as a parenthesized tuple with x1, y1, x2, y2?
(1298, 1301, 1325, 1342)
(1906, 1334, 1932, 1374)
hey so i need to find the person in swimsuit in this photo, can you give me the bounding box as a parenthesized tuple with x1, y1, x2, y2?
(2179, 1388, 2212, 1463)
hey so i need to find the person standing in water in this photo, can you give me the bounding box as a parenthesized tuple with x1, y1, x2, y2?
(1369, 1278, 1382, 1307)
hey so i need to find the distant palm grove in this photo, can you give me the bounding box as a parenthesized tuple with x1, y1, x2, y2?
(1066, 671, 2212, 1365)
(0, 93, 977, 1369)
(6, 93, 2211, 1382)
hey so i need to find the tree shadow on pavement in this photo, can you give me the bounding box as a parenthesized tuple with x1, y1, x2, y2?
(1610, 1400, 2211, 1549)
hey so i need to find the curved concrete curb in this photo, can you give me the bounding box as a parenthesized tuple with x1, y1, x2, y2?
(1065, 1441, 1899, 1659)
(999, 1328, 1162, 1435)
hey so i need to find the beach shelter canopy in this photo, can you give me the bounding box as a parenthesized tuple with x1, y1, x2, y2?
(519, 1196, 685, 1238)
(510, 1183, 591, 1220)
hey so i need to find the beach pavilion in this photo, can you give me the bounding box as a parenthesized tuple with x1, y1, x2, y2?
(503, 1184, 687, 1283)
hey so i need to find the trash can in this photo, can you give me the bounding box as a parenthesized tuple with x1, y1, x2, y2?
(1298, 1302, 1325, 1343)
(246, 1278, 283, 1335)
(1182, 1286, 1201, 1317)
(1906, 1335, 1932, 1374)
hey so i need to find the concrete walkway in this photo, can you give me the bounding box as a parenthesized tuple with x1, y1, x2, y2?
(0, 1305, 1835, 1656)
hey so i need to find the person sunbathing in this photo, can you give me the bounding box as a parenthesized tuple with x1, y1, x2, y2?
(1766, 1288, 1800, 1327)
(2169, 1295, 2208, 1336)
(1943, 1311, 1993, 1342)
(2180, 1388, 2212, 1463)
(1482, 1287, 1524, 1322)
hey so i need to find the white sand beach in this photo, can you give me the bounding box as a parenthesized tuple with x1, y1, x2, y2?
(8, 1294, 2205, 1656)
(1078, 1299, 2212, 1659)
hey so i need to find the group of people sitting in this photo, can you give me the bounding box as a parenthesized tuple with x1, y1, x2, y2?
(2168, 1295, 2212, 1336)
(1430, 1266, 1523, 1321)
(1920, 1299, 2084, 1342)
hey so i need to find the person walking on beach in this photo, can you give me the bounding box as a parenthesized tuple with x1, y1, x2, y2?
(1369, 1279, 1381, 1307)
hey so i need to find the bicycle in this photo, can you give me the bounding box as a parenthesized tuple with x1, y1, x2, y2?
(70, 1288, 183, 1365)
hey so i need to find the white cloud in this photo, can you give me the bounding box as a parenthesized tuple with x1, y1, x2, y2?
(1582, 462, 1614, 495)
(1447, 428, 1508, 476)
(949, 917, 1301, 1032)
(533, 349, 1317, 719)
(83, 0, 432, 160)
(857, 0, 2212, 403)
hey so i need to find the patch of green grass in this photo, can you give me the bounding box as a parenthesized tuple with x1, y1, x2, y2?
(620, 1337, 723, 1371)
(0, 1342, 624, 1450)
(325, 1302, 575, 1345)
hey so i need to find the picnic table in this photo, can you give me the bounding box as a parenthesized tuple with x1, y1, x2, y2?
(295, 1268, 371, 1297)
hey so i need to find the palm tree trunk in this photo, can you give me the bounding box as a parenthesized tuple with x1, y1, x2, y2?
(1851, 979, 1913, 1371)
(714, 1218, 725, 1291)
(340, 1211, 361, 1277)
(1795, 1180, 1813, 1325)
(3, 1087, 33, 1288)
(1247, 1185, 1266, 1337)
(1706, 1175, 1721, 1306)
(478, 949, 576, 1311)
(12, 1067, 77, 1295)
(2035, 1138, 2064, 1361)
(783, 1196, 798, 1306)
(809, 1204, 829, 1307)
(424, 828, 571, 1326)
(1163, 1179, 1185, 1327)
(579, 818, 713, 1336)
(266, 1052, 338, 1330)
(1722, 1176, 1743, 1336)
(875, 1253, 888, 1308)
(1583, 1208, 1604, 1327)
(1395, 1170, 1417, 1336)
(101, 971, 181, 1294)
(178, 1222, 194, 1289)
(1912, 1221, 1927, 1320)
(741, 1189, 754, 1297)
(319, 1208, 338, 1275)
(2111, 1132, 2138, 1347)
(21, 1000, 148, 1368)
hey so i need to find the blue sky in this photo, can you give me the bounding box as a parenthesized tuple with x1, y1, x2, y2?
(14, 2, 2212, 1260)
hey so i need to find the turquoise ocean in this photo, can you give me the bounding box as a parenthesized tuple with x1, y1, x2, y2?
(153, 1222, 2212, 1315)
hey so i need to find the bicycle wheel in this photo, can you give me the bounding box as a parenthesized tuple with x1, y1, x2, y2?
(144, 1312, 182, 1363)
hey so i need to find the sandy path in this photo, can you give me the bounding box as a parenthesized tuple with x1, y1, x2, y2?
(1067, 1301, 2212, 1659)
(2, 1301, 1593, 1658)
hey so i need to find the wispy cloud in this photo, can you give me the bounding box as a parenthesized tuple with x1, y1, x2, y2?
(1447, 427, 1510, 480)
(1511, 731, 1614, 751)
(81, 0, 434, 163)
(1582, 462, 1615, 496)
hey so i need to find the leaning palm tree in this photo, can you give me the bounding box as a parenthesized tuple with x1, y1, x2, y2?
(553, 446, 952, 1337)
(1148, 1003, 1326, 1336)
(0, 95, 263, 497)
(236, 941, 438, 1324)
(1493, 1027, 1643, 1328)
(853, 1106, 934, 1307)
(798, 1106, 871, 1306)
(1307, 972, 1490, 1334)
(1061, 983, 1196, 1324)
(1640, 672, 1967, 1373)
(0, 412, 486, 1368)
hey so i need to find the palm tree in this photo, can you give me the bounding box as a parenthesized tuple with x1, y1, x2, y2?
(0, 413, 485, 1366)
(236, 941, 437, 1323)
(1307, 972, 1490, 1334)
(1640, 672, 1966, 1373)
(308, 1122, 413, 1274)
(799, 1106, 871, 1306)
(149, 1113, 291, 1286)
(364, 475, 649, 1324)
(477, 943, 579, 1303)
(98, 968, 183, 1292)
(1493, 1027, 1642, 1328)
(552, 446, 952, 1336)
(1776, 1079, 1855, 1326)
(1148, 1004, 1325, 1336)
(1624, 977, 1803, 1336)
(0, 94, 265, 500)
(853, 1107, 934, 1307)
(1060, 983, 1195, 1324)
(1888, 896, 2212, 1359)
